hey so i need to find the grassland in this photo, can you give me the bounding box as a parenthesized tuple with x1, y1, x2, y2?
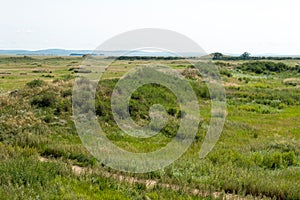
(0, 56, 299, 199)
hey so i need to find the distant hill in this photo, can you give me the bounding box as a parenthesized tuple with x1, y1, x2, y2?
(2, 49, 298, 58)
(0, 49, 93, 56)
(0, 49, 205, 57)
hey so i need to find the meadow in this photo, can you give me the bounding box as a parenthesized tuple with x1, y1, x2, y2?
(0, 55, 299, 199)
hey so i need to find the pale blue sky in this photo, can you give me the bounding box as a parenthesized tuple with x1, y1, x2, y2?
(1, 0, 299, 54)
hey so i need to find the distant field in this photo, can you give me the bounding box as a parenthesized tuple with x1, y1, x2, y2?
(0, 56, 299, 199)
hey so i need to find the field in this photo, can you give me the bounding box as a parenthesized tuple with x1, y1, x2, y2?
(0, 56, 299, 199)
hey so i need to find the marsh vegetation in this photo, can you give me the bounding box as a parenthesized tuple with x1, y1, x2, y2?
(0, 56, 299, 199)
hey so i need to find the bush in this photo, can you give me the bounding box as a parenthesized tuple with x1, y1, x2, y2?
(26, 79, 45, 88)
(252, 151, 299, 169)
(61, 89, 72, 97)
(167, 108, 178, 116)
(237, 61, 290, 74)
(31, 92, 56, 108)
(282, 151, 298, 166)
(219, 68, 233, 77)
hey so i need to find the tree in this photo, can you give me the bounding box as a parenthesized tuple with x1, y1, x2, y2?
(212, 52, 223, 60)
(240, 52, 251, 60)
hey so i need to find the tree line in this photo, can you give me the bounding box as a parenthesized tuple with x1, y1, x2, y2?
(212, 52, 300, 61)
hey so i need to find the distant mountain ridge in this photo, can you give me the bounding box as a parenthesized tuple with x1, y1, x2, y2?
(0, 49, 299, 57)
(0, 49, 204, 57)
(0, 49, 93, 56)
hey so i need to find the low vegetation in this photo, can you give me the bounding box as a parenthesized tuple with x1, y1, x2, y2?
(0, 56, 299, 199)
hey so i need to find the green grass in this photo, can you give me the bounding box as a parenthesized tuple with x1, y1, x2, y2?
(0, 56, 299, 199)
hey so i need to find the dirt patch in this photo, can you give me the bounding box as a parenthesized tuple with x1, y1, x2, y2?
(38, 156, 48, 162)
(283, 78, 300, 86)
(72, 165, 85, 175)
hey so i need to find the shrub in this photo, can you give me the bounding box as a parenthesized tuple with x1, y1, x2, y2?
(253, 151, 299, 169)
(26, 79, 45, 88)
(167, 108, 177, 116)
(219, 68, 233, 77)
(54, 99, 71, 115)
(61, 89, 72, 97)
(282, 151, 298, 167)
(237, 61, 290, 74)
(31, 92, 56, 108)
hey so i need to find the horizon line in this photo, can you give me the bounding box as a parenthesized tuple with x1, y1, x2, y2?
(0, 48, 300, 57)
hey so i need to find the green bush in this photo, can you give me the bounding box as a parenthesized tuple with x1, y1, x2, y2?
(31, 92, 56, 108)
(61, 89, 72, 97)
(219, 68, 232, 77)
(26, 79, 45, 88)
(252, 151, 298, 169)
(237, 61, 290, 74)
(282, 151, 298, 167)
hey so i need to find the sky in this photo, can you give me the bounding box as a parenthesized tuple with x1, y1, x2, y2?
(1, 0, 300, 55)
